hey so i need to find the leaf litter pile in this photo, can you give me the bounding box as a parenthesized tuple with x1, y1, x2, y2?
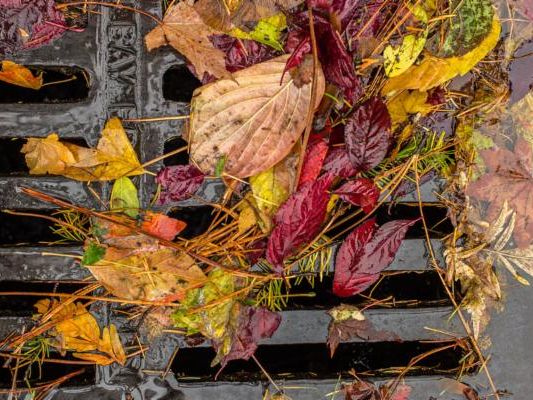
(0, 0, 532, 398)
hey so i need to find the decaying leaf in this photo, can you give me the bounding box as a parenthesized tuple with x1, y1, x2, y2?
(382, 17, 501, 95)
(383, 33, 426, 77)
(266, 174, 332, 272)
(21, 118, 144, 181)
(229, 13, 286, 50)
(156, 164, 205, 204)
(189, 54, 325, 178)
(333, 219, 418, 297)
(327, 305, 399, 356)
(145, 1, 229, 79)
(342, 378, 412, 400)
(0, 60, 43, 89)
(34, 299, 126, 365)
(111, 177, 139, 218)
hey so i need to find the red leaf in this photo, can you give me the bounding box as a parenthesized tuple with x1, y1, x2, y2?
(0, 0, 67, 55)
(266, 174, 333, 273)
(298, 137, 329, 188)
(156, 165, 205, 204)
(333, 219, 418, 297)
(220, 306, 281, 367)
(141, 212, 186, 241)
(345, 97, 391, 172)
(335, 178, 380, 214)
(321, 147, 358, 178)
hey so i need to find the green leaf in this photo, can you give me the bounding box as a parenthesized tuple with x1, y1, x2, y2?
(82, 242, 106, 266)
(229, 13, 286, 51)
(214, 154, 227, 177)
(438, 0, 494, 57)
(110, 177, 139, 218)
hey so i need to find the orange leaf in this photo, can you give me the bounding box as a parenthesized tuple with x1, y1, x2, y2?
(141, 212, 186, 240)
(0, 61, 43, 89)
(72, 352, 114, 365)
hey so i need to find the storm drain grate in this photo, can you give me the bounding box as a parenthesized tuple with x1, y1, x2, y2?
(0, 1, 530, 399)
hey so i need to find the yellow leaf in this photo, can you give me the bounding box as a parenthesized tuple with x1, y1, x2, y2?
(0, 61, 43, 89)
(72, 352, 114, 365)
(238, 203, 258, 234)
(382, 16, 501, 95)
(383, 33, 427, 77)
(386, 90, 434, 128)
(229, 13, 287, 50)
(21, 118, 144, 181)
(109, 324, 127, 365)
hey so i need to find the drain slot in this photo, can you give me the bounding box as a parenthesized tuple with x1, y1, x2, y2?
(281, 271, 450, 310)
(168, 206, 216, 239)
(163, 137, 189, 166)
(0, 66, 90, 104)
(0, 364, 95, 389)
(162, 65, 202, 102)
(172, 340, 471, 381)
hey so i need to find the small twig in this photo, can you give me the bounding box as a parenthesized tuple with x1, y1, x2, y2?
(252, 354, 281, 392)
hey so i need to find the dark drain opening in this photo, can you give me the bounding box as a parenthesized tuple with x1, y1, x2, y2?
(327, 203, 452, 239)
(0, 138, 89, 175)
(0, 282, 89, 317)
(282, 271, 450, 310)
(163, 137, 189, 166)
(163, 65, 202, 102)
(0, 364, 95, 389)
(172, 340, 471, 381)
(0, 66, 90, 104)
(169, 206, 215, 239)
(0, 209, 82, 245)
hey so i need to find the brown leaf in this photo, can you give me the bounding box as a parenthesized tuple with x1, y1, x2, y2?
(0, 61, 43, 89)
(190, 55, 325, 178)
(145, 2, 229, 79)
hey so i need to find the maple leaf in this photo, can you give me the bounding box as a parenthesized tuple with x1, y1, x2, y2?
(334, 178, 380, 214)
(333, 219, 418, 297)
(145, 1, 230, 79)
(466, 137, 533, 248)
(326, 305, 399, 357)
(189, 54, 325, 178)
(21, 118, 144, 181)
(266, 174, 333, 273)
(0, 0, 67, 55)
(344, 97, 392, 172)
(0, 61, 43, 89)
(156, 165, 205, 205)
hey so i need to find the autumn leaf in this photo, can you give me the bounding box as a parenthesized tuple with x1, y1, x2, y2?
(334, 178, 380, 214)
(0, 0, 67, 55)
(145, 1, 229, 79)
(327, 305, 399, 357)
(141, 212, 186, 241)
(297, 137, 329, 189)
(386, 90, 434, 129)
(333, 219, 418, 297)
(321, 147, 358, 178)
(238, 202, 258, 234)
(466, 137, 533, 248)
(342, 379, 412, 400)
(382, 17, 501, 95)
(81, 241, 106, 266)
(229, 13, 286, 50)
(189, 54, 325, 178)
(111, 177, 139, 218)
(345, 97, 392, 172)
(0, 61, 43, 89)
(266, 174, 333, 273)
(383, 33, 426, 77)
(21, 118, 144, 181)
(156, 164, 205, 204)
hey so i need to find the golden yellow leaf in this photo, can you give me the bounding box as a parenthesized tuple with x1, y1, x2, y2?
(21, 118, 144, 181)
(386, 90, 434, 128)
(383, 33, 426, 77)
(72, 352, 114, 365)
(238, 203, 258, 234)
(382, 17, 501, 95)
(0, 61, 43, 89)
(189, 55, 325, 178)
(145, 1, 229, 79)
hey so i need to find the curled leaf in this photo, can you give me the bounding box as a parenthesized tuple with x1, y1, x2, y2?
(189, 55, 325, 178)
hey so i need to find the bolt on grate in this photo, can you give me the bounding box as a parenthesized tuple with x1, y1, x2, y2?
(0, 1, 531, 399)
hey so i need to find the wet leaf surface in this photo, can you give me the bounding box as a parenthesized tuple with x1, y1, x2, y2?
(156, 165, 205, 204)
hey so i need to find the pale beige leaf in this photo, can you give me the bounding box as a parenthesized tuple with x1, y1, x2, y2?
(145, 2, 229, 79)
(189, 55, 325, 178)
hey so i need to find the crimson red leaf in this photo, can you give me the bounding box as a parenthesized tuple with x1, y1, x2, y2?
(335, 178, 380, 214)
(321, 147, 358, 178)
(266, 174, 333, 273)
(344, 97, 391, 172)
(298, 137, 329, 189)
(0, 0, 67, 55)
(333, 219, 418, 297)
(156, 165, 205, 204)
(220, 306, 281, 367)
